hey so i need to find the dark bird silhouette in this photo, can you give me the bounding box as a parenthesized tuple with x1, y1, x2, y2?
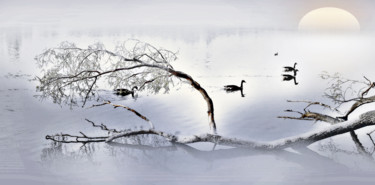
(114, 86, 138, 97)
(282, 74, 298, 85)
(283, 62, 298, 73)
(224, 80, 246, 91)
(274, 52, 278, 56)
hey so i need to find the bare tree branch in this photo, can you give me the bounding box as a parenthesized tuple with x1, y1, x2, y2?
(40, 42, 375, 161)
(278, 108, 340, 124)
(85, 118, 121, 134)
(286, 100, 341, 113)
(45, 133, 107, 144)
(281, 76, 375, 124)
(36, 41, 216, 133)
(337, 95, 375, 121)
(46, 111, 375, 151)
(82, 77, 97, 107)
(277, 75, 375, 159)
(89, 101, 154, 129)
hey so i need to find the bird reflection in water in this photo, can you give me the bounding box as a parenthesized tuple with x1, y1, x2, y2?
(282, 74, 299, 85)
(282, 62, 299, 85)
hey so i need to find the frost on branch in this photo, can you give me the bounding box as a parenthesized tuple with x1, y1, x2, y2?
(278, 73, 375, 156)
(35, 40, 177, 107)
(36, 40, 217, 133)
(38, 41, 375, 159)
(279, 74, 375, 123)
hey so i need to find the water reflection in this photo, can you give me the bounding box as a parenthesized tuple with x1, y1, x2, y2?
(2, 20, 375, 184)
(41, 141, 96, 166)
(282, 74, 299, 85)
(282, 62, 299, 85)
(40, 136, 375, 184)
(7, 35, 21, 62)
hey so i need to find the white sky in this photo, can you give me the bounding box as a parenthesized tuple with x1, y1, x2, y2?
(0, 0, 374, 31)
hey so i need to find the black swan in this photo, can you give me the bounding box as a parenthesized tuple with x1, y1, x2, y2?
(114, 86, 138, 97)
(224, 80, 246, 91)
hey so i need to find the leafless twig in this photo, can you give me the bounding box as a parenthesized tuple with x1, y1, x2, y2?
(286, 100, 341, 113)
(85, 118, 121, 133)
(89, 101, 154, 129)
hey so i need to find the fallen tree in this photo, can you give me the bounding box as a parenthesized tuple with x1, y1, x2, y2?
(46, 110, 375, 151)
(37, 41, 375, 156)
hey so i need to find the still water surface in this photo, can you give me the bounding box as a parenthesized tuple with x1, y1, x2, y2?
(1, 26, 375, 184)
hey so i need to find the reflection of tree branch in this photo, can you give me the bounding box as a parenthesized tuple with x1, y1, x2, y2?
(349, 130, 372, 158)
(367, 130, 375, 154)
(42, 138, 350, 173)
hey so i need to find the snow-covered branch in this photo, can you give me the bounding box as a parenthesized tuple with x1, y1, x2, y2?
(279, 76, 375, 124)
(36, 40, 216, 133)
(46, 111, 375, 151)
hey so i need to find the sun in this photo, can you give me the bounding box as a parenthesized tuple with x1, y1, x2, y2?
(298, 7, 360, 32)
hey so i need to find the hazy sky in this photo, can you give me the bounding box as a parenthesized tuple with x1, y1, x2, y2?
(0, 0, 374, 31)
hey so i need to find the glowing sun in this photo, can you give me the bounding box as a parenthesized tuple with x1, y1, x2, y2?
(298, 7, 360, 32)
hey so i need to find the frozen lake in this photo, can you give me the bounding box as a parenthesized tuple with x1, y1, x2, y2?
(1, 1, 375, 184)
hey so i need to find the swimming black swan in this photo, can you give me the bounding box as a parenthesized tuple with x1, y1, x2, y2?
(283, 62, 298, 73)
(224, 80, 246, 91)
(114, 86, 138, 97)
(282, 74, 298, 85)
